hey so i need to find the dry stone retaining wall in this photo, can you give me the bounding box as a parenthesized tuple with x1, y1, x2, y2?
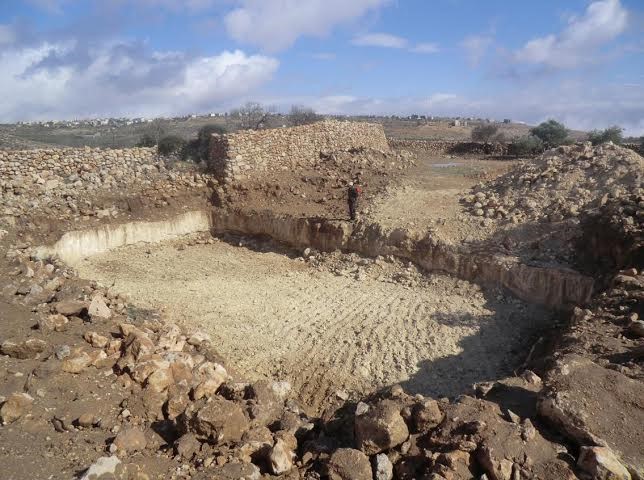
(0, 146, 158, 180)
(209, 120, 390, 181)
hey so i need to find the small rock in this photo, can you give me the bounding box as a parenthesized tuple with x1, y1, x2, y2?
(577, 446, 631, 480)
(54, 299, 87, 316)
(355, 400, 409, 455)
(628, 320, 644, 338)
(0, 338, 48, 359)
(477, 445, 513, 480)
(187, 331, 211, 346)
(84, 331, 109, 348)
(183, 396, 249, 444)
(412, 399, 444, 432)
(77, 413, 98, 428)
(54, 344, 71, 360)
(88, 295, 111, 320)
(174, 433, 200, 459)
(61, 350, 92, 373)
(328, 448, 373, 480)
(81, 456, 121, 480)
(209, 462, 260, 480)
(374, 453, 393, 480)
(38, 314, 69, 332)
(113, 427, 147, 453)
(0, 392, 34, 424)
(269, 438, 295, 475)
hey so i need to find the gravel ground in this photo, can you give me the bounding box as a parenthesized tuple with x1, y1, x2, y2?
(73, 235, 553, 412)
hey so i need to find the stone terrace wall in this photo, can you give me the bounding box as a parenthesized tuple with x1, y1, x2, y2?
(389, 139, 509, 156)
(0, 146, 172, 218)
(0, 146, 158, 181)
(209, 120, 390, 181)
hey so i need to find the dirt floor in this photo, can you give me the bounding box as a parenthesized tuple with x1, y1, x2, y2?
(72, 234, 553, 413)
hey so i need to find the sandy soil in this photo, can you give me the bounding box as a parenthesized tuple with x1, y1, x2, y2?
(74, 236, 552, 412)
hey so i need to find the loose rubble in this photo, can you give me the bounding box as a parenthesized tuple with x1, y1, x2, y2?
(461, 142, 643, 224)
(0, 138, 642, 479)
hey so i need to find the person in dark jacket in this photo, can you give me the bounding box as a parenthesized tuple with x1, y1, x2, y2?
(347, 181, 362, 221)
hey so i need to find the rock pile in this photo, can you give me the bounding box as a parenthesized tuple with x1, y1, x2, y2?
(461, 142, 643, 223)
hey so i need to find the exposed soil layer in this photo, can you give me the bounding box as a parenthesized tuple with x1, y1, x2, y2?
(72, 234, 552, 413)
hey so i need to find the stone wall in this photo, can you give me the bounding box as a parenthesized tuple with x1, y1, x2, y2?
(209, 120, 390, 180)
(0, 146, 208, 220)
(388, 139, 509, 156)
(0, 146, 158, 181)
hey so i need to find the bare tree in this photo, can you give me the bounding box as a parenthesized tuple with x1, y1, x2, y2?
(288, 105, 321, 126)
(230, 102, 275, 130)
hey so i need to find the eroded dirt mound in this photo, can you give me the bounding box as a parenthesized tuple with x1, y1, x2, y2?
(461, 142, 643, 224)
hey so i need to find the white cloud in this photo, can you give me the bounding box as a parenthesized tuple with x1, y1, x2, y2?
(291, 81, 644, 136)
(0, 43, 278, 121)
(515, 0, 628, 68)
(411, 42, 439, 54)
(224, 0, 390, 52)
(0, 25, 16, 46)
(460, 34, 493, 67)
(352, 33, 407, 49)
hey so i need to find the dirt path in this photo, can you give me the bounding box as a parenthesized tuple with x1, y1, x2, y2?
(74, 238, 552, 412)
(367, 153, 516, 244)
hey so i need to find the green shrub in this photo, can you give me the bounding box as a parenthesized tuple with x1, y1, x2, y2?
(181, 139, 201, 162)
(588, 125, 623, 145)
(530, 120, 568, 147)
(136, 134, 156, 147)
(471, 124, 499, 144)
(509, 135, 544, 157)
(157, 135, 186, 156)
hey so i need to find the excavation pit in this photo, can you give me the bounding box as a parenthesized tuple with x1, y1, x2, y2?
(70, 232, 554, 412)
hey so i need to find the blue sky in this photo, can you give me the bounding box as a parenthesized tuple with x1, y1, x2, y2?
(1, 0, 643, 134)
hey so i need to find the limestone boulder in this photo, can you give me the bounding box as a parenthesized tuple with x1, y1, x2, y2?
(355, 400, 409, 455)
(54, 299, 87, 316)
(0, 338, 48, 359)
(182, 397, 249, 444)
(578, 446, 631, 480)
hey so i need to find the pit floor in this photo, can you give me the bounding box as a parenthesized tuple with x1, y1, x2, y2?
(74, 237, 552, 412)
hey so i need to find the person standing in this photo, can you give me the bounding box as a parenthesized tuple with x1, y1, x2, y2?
(347, 181, 362, 221)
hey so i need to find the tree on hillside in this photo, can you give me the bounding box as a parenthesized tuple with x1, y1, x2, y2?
(157, 135, 186, 156)
(182, 124, 227, 163)
(471, 124, 500, 145)
(509, 135, 544, 157)
(230, 102, 274, 130)
(136, 133, 156, 147)
(588, 125, 623, 145)
(288, 105, 321, 126)
(530, 120, 568, 148)
(139, 118, 169, 145)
